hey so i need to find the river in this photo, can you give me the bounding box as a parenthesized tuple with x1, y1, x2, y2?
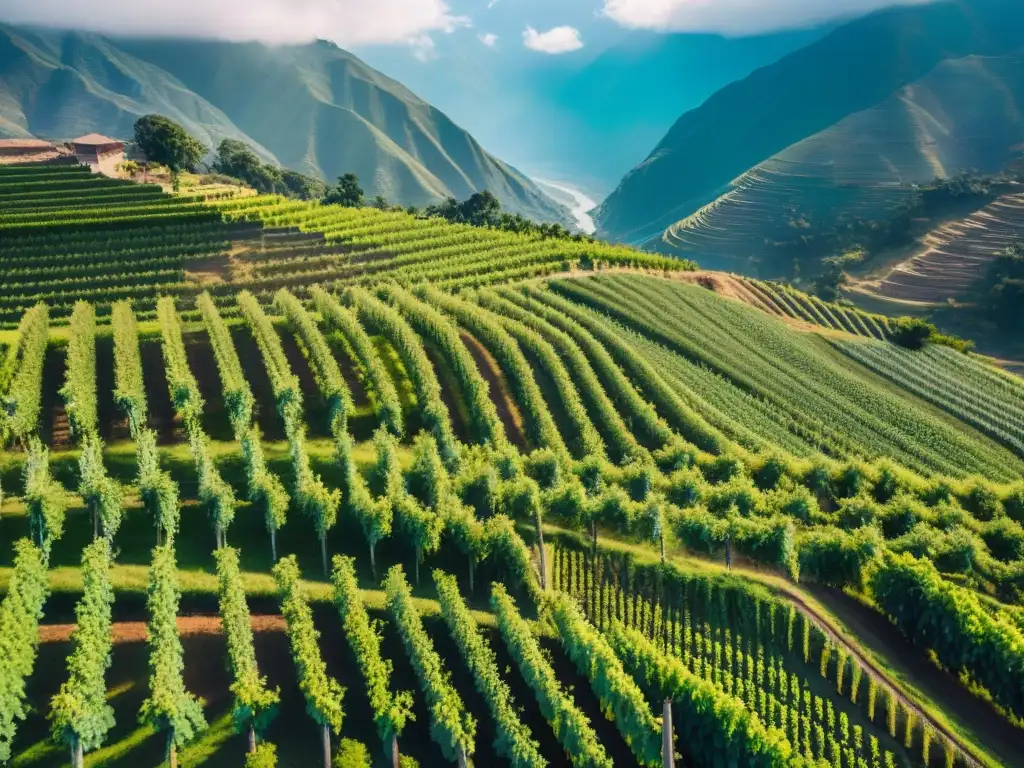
(533, 178, 599, 234)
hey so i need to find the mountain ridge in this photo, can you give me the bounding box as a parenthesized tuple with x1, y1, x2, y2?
(0, 25, 571, 224)
(594, 0, 1024, 245)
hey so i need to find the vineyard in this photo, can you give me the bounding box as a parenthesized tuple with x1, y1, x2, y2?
(0, 166, 682, 327)
(0, 161, 1023, 768)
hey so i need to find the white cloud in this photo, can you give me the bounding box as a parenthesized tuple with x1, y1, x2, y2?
(522, 25, 584, 54)
(478, 32, 499, 48)
(601, 0, 937, 35)
(0, 0, 470, 48)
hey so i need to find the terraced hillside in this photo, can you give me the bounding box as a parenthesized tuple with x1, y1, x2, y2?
(0, 164, 681, 326)
(3, 168, 1024, 767)
(0, 25, 572, 224)
(848, 191, 1024, 306)
(659, 53, 1024, 271)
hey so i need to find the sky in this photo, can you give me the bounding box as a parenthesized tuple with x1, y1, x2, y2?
(0, 0, 938, 55)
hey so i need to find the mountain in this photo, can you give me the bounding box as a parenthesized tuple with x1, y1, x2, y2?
(593, 0, 1024, 251)
(0, 25, 571, 224)
(357, 27, 825, 192)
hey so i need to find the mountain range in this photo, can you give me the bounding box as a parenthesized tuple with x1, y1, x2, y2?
(358, 26, 827, 193)
(593, 0, 1024, 262)
(0, 24, 571, 224)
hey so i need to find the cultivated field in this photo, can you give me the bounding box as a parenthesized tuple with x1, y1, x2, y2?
(1, 163, 1023, 768)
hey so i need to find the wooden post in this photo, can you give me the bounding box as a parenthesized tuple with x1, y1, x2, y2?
(167, 731, 177, 768)
(390, 732, 400, 768)
(321, 723, 331, 768)
(369, 540, 377, 580)
(71, 734, 83, 768)
(320, 533, 328, 577)
(535, 510, 548, 590)
(468, 555, 475, 594)
(662, 698, 675, 768)
(457, 747, 468, 768)
(248, 724, 257, 753)
(270, 527, 278, 563)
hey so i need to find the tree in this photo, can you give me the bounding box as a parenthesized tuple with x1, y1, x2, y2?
(282, 170, 326, 200)
(133, 115, 207, 174)
(370, 195, 390, 210)
(323, 174, 364, 207)
(213, 140, 282, 194)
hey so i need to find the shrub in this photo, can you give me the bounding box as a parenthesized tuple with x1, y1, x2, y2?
(245, 743, 277, 768)
(666, 467, 705, 508)
(799, 527, 882, 588)
(958, 481, 1003, 522)
(876, 494, 923, 539)
(523, 448, 561, 489)
(835, 495, 880, 530)
(333, 739, 371, 768)
(981, 517, 1024, 563)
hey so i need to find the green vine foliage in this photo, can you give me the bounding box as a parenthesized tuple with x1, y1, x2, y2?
(870, 552, 1024, 722)
(137, 428, 180, 542)
(606, 622, 796, 767)
(414, 286, 568, 462)
(433, 571, 545, 767)
(50, 539, 116, 757)
(383, 565, 476, 762)
(241, 427, 289, 544)
(272, 556, 345, 733)
(331, 556, 413, 756)
(110, 300, 147, 438)
(380, 284, 503, 448)
(24, 437, 72, 552)
(336, 431, 391, 575)
(490, 583, 611, 768)
(374, 428, 442, 581)
(0, 539, 49, 763)
(550, 593, 662, 766)
(310, 285, 403, 437)
(199, 292, 288, 548)
(139, 545, 207, 751)
(1, 303, 48, 444)
(345, 287, 458, 468)
(215, 548, 279, 739)
(78, 433, 124, 539)
(275, 288, 351, 436)
(159, 297, 237, 545)
(237, 291, 302, 426)
(197, 292, 253, 438)
(60, 301, 98, 439)
(480, 288, 646, 465)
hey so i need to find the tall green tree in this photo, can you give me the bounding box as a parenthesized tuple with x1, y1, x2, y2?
(323, 173, 364, 207)
(133, 116, 207, 173)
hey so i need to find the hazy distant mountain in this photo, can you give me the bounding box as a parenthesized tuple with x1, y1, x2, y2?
(0, 25, 571, 224)
(594, 0, 1024, 248)
(358, 27, 825, 192)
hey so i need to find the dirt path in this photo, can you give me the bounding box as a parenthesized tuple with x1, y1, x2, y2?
(543, 520, 1009, 768)
(459, 330, 527, 448)
(39, 614, 286, 644)
(704, 558, 1014, 768)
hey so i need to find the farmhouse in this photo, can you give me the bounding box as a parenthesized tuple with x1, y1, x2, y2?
(71, 133, 125, 175)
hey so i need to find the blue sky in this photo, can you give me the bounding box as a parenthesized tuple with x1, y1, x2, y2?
(0, 0, 936, 55)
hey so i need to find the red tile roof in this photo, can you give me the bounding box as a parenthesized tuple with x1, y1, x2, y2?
(71, 134, 122, 146)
